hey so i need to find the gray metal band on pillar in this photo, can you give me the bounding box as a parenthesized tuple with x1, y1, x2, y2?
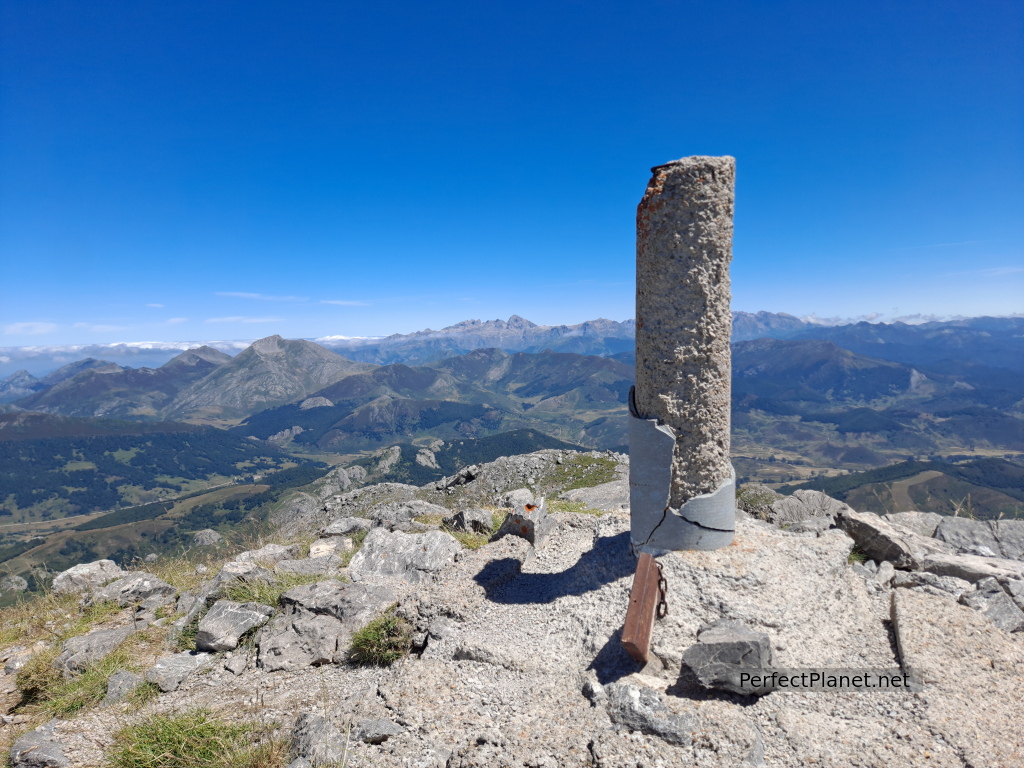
(631, 156, 736, 553)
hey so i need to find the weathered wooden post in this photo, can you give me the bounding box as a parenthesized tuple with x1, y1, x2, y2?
(622, 156, 736, 662)
(630, 155, 736, 554)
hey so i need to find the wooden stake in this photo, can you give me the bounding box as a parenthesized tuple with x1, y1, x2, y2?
(621, 552, 664, 663)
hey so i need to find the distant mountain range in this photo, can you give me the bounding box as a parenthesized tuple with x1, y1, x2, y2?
(3, 312, 1021, 381)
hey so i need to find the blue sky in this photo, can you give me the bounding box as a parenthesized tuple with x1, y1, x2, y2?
(2, 0, 1022, 347)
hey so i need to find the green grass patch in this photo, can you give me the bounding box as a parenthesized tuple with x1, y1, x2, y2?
(441, 509, 507, 550)
(547, 499, 604, 516)
(107, 708, 283, 768)
(847, 546, 868, 565)
(338, 527, 368, 567)
(221, 570, 337, 608)
(349, 606, 412, 666)
(17, 645, 132, 718)
(538, 455, 618, 493)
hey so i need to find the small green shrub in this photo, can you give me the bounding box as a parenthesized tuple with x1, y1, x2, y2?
(107, 708, 255, 768)
(847, 547, 868, 564)
(349, 606, 412, 666)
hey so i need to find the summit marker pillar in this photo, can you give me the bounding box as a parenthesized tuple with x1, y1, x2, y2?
(629, 155, 736, 554)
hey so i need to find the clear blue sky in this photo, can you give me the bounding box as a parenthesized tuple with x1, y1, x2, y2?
(2, 0, 1021, 346)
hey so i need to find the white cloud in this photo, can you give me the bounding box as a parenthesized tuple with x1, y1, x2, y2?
(3, 322, 58, 335)
(216, 292, 308, 302)
(146, 303, 165, 308)
(166, 318, 188, 325)
(205, 316, 283, 324)
(320, 299, 370, 306)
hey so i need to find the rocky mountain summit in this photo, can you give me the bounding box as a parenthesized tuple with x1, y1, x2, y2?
(2, 450, 1023, 767)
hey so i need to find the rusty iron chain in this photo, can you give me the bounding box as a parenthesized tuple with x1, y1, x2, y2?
(655, 559, 668, 619)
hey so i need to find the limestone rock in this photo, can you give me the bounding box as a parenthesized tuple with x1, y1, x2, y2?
(307, 538, 340, 558)
(185, 560, 276, 624)
(770, 489, 849, 526)
(348, 528, 460, 585)
(498, 488, 534, 508)
(836, 509, 947, 569)
(495, 499, 556, 548)
(991, 519, 1024, 560)
(934, 516, 1002, 556)
(0, 574, 28, 593)
(195, 600, 274, 652)
(92, 572, 176, 608)
(193, 529, 223, 546)
(442, 508, 493, 533)
(920, 552, 1024, 583)
(958, 577, 1024, 632)
(275, 555, 344, 576)
(369, 500, 448, 531)
(145, 651, 213, 691)
(291, 713, 347, 766)
(604, 683, 696, 746)
(354, 718, 404, 744)
(224, 653, 248, 675)
(320, 517, 371, 537)
(891, 570, 973, 600)
(102, 670, 142, 706)
(257, 581, 396, 672)
(10, 720, 69, 768)
(56, 626, 132, 676)
(51, 560, 123, 595)
(890, 588, 1024, 766)
(883, 511, 943, 538)
(235, 543, 300, 566)
(682, 619, 775, 695)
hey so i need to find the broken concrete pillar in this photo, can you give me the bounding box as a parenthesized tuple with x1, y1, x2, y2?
(630, 156, 736, 553)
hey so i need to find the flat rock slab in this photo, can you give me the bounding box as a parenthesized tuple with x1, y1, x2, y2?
(51, 560, 123, 596)
(883, 511, 943, 539)
(348, 528, 460, 585)
(195, 600, 274, 652)
(934, 516, 1001, 557)
(891, 588, 1024, 767)
(10, 720, 70, 768)
(921, 552, 1024, 583)
(275, 555, 344, 576)
(56, 625, 133, 675)
(145, 651, 213, 692)
(92, 572, 176, 608)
